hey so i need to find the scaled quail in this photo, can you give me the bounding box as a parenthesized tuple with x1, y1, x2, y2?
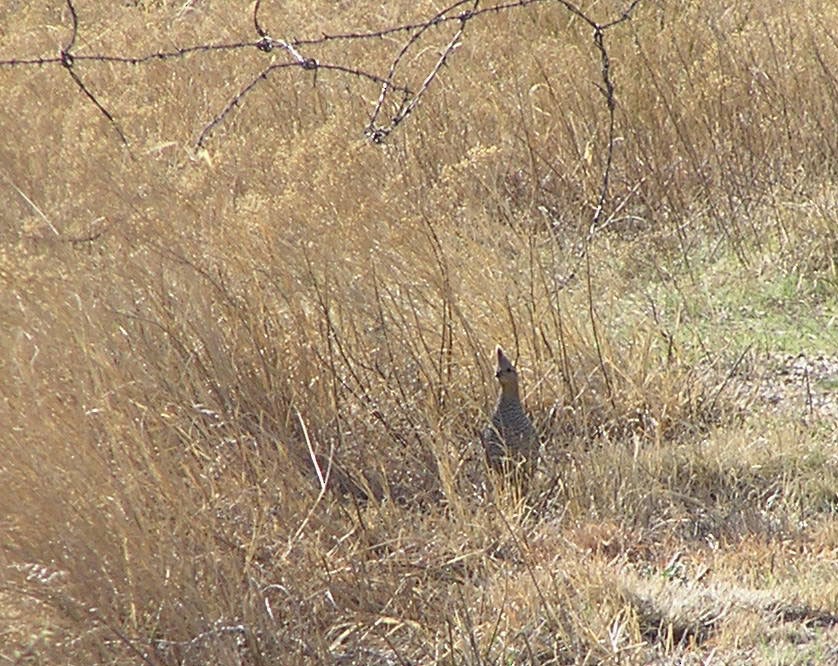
(482, 347, 538, 476)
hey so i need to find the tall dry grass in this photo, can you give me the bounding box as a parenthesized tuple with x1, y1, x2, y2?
(1, 0, 836, 663)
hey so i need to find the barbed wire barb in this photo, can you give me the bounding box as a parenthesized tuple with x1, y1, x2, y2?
(368, 0, 480, 143)
(366, 0, 476, 141)
(58, 0, 128, 144)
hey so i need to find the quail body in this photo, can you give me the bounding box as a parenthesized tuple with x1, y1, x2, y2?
(483, 347, 538, 475)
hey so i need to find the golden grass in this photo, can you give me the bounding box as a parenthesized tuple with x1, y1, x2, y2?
(1, 0, 836, 663)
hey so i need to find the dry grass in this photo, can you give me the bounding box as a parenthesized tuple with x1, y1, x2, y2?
(1, 1, 836, 664)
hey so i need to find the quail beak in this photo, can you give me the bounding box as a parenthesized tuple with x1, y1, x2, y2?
(495, 369, 502, 378)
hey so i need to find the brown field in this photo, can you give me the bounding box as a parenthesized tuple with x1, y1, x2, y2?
(1, 1, 836, 664)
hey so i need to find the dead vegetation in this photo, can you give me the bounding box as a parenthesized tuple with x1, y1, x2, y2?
(1, 0, 836, 664)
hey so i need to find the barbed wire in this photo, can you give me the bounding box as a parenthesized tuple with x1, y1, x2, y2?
(3, 0, 644, 487)
(3, 0, 644, 335)
(1, 0, 643, 150)
(2, 0, 648, 327)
